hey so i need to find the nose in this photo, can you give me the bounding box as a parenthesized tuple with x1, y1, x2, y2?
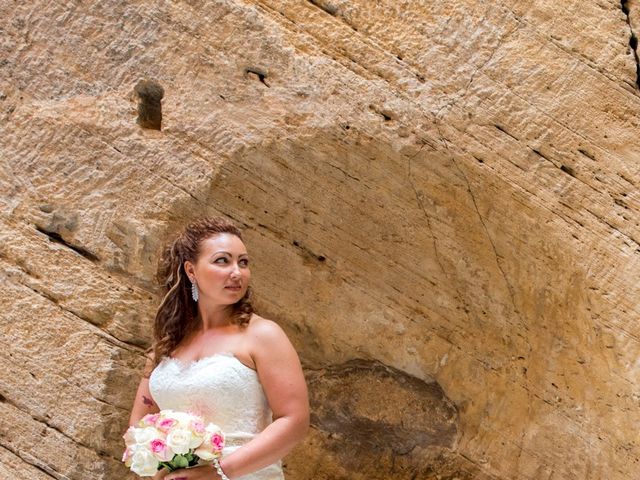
(230, 262, 241, 278)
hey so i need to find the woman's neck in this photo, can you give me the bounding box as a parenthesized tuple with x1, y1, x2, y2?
(196, 302, 235, 330)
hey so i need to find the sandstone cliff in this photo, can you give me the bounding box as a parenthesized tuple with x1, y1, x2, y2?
(1, 1, 639, 479)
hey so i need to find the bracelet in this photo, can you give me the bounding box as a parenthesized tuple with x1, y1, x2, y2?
(213, 457, 230, 480)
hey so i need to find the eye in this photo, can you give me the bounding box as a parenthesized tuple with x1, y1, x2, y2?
(240, 259, 250, 266)
(214, 257, 228, 263)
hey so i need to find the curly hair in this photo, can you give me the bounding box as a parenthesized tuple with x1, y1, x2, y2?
(143, 217, 254, 377)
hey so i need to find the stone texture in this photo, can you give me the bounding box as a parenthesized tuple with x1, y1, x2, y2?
(292, 359, 470, 480)
(1, 1, 640, 479)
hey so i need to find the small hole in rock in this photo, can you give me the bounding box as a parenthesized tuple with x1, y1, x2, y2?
(134, 79, 164, 130)
(245, 68, 270, 87)
(560, 165, 575, 177)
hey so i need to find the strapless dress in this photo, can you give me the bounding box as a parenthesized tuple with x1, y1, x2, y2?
(149, 353, 285, 480)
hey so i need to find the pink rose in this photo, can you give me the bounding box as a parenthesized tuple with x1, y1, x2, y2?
(157, 418, 177, 432)
(150, 438, 173, 461)
(191, 420, 205, 434)
(211, 433, 224, 452)
(150, 439, 166, 453)
(142, 413, 160, 426)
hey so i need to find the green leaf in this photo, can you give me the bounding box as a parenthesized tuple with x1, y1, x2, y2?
(175, 455, 189, 468)
(158, 461, 175, 472)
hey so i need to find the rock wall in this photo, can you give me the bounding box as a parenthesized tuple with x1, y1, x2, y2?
(1, 1, 639, 479)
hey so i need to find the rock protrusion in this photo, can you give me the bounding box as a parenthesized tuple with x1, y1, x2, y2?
(301, 359, 460, 477)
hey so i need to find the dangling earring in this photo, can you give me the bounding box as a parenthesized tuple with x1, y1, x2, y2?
(191, 280, 199, 302)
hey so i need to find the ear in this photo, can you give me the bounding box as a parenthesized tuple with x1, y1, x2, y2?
(184, 260, 195, 281)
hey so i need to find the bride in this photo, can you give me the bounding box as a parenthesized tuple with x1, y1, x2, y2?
(128, 217, 310, 480)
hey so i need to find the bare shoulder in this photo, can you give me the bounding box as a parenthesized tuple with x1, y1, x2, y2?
(246, 314, 288, 343)
(245, 314, 295, 358)
(247, 315, 304, 384)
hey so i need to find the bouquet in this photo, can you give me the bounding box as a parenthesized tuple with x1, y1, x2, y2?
(122, 409, 225, 477)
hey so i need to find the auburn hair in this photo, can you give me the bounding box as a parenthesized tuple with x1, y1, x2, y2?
(143, 217, 253, 377)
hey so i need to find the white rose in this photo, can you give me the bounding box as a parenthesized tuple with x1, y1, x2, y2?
(163, 410, 193, 427)
(123, 426, 136, 445)
(166, 428, 192, 454)
(206, 425, 224, 442)
(175, 411, 193, 422)
(189, 435, 203, 449)
(130, 446, 160, 477)
(134, 427, 159, 445)
(193, 446, 216, 461)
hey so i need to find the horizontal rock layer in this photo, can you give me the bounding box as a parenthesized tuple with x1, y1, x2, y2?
(1, 1, 639, 479)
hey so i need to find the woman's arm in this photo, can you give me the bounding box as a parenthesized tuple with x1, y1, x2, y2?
(128, 353, 160, 426)
(217, 318, 310, 479)
(129, 353, 170, 479)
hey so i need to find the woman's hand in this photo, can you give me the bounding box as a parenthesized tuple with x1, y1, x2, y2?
(163, 465, 220, 480)
(152, 467, 170, 480)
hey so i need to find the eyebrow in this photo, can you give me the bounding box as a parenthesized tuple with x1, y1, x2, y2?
(214, 251, 249, 257)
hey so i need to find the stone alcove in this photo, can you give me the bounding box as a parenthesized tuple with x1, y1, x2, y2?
(1, 1, 640, 479)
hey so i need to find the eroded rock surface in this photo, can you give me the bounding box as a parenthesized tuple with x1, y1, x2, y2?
(293, 359, 468, 479)
(1, 1, 640, 479)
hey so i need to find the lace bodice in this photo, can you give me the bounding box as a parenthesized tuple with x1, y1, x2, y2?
(149, 353, 284, 480)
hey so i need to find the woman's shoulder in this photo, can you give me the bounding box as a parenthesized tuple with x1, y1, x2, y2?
(245, 314, 301, 373)
(247, 313, 284, 335)
(246, 314, 290, 348)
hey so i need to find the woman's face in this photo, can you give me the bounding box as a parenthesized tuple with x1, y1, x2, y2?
(185, 233, 251, 305)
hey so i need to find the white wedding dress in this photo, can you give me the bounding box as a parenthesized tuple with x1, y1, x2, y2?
(149, 353, 285, 480)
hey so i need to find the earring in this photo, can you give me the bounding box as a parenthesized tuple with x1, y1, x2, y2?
(191, 280, 199, 302)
